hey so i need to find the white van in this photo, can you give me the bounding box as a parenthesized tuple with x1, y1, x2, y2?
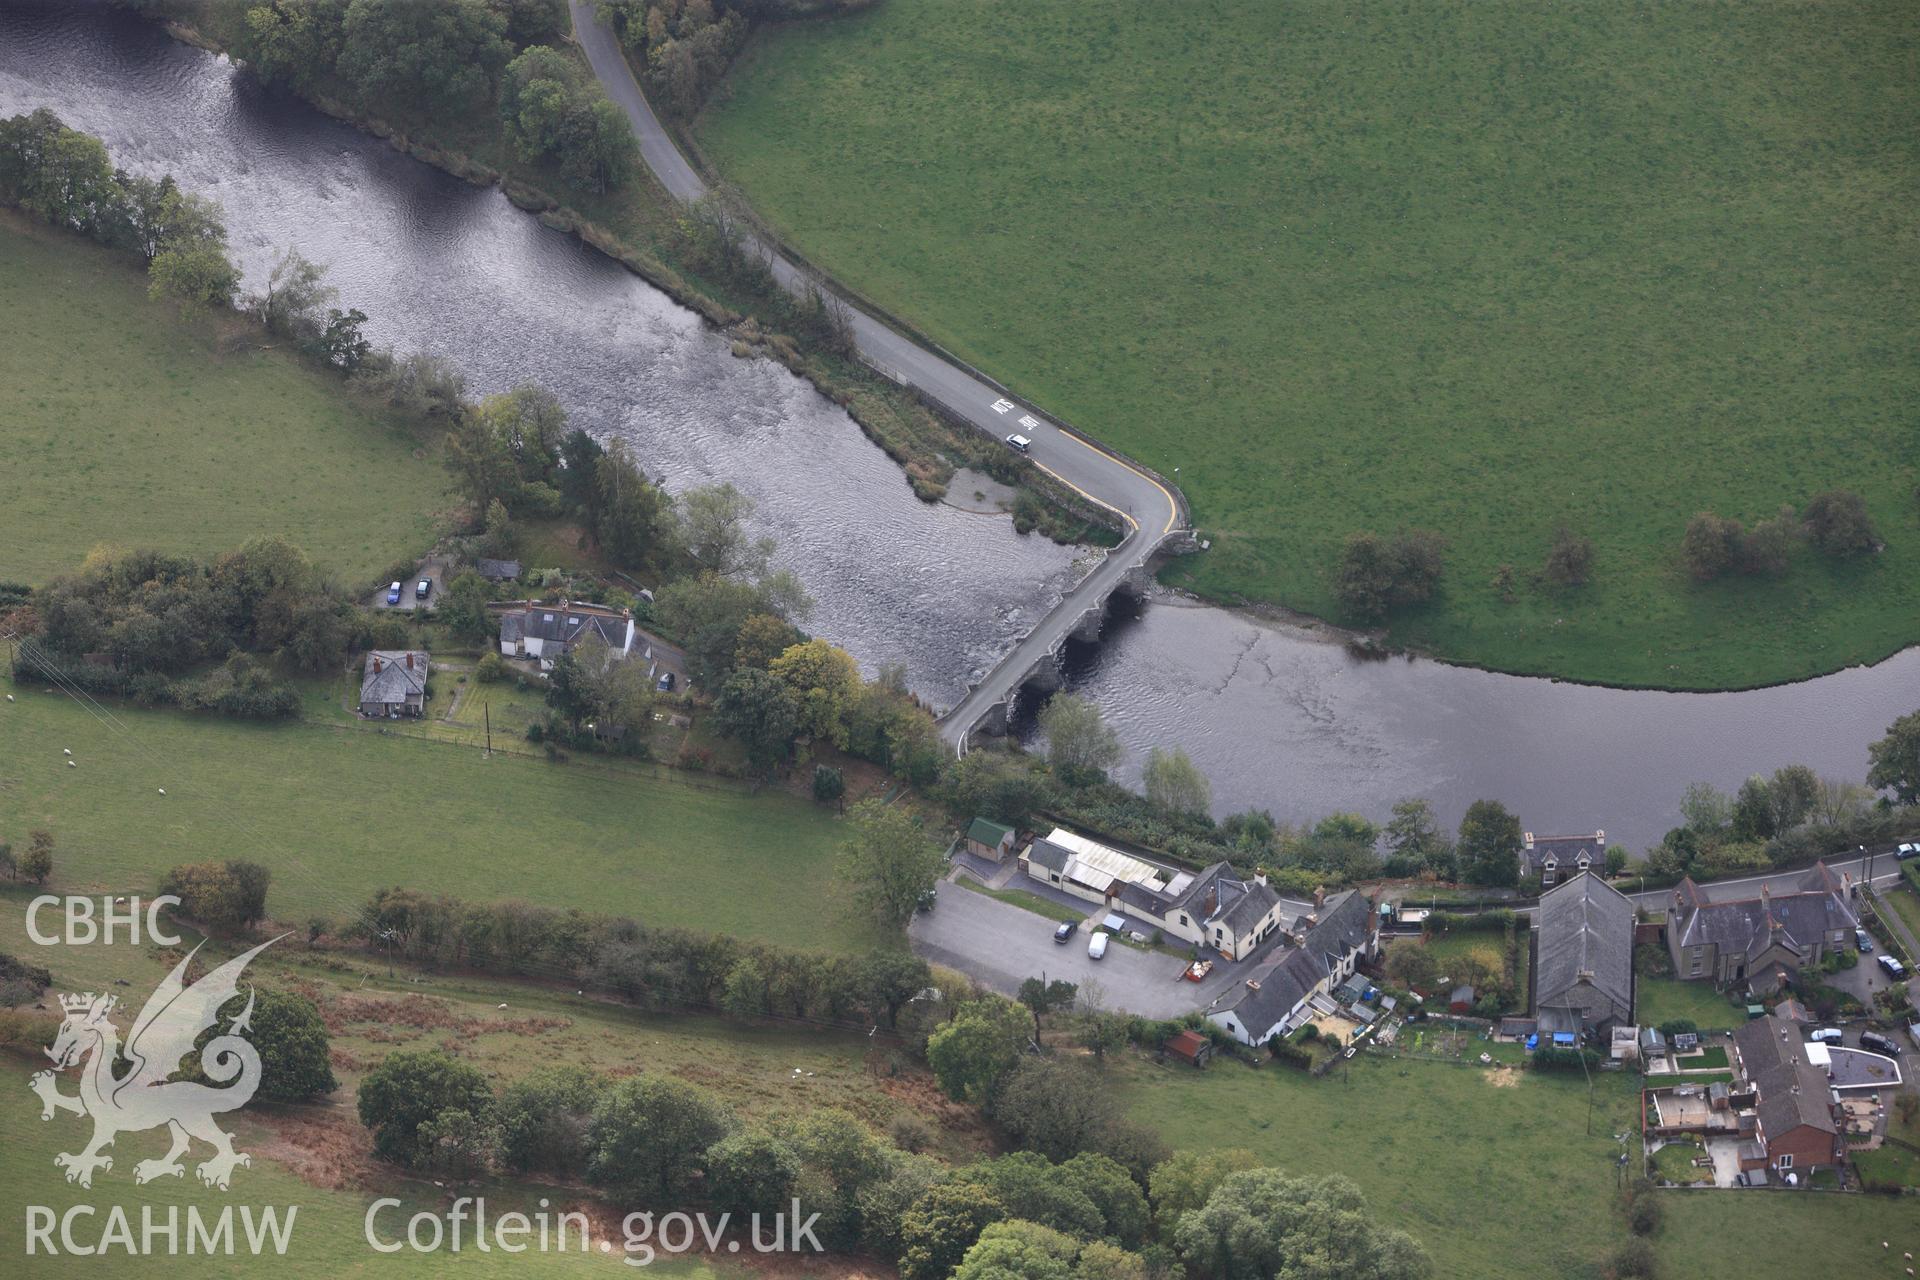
(1809, 1027, 1845, 1045)
(1087, 931, 1109, 960)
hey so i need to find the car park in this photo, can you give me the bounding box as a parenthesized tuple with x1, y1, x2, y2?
(1855, 928, 1874, 952)
(1087, 931, 1108, 960)
(1877, 953, 1906, 979)
(1053, 921, 1075, 944)
(385, 581, 402, 605)
(1810, 1027, 1844, 1045)
(1005, 433, 1032, 453)
(1859, 1031, 1901, 1056)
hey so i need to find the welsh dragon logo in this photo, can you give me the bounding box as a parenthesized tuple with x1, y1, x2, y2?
(29, 936, 284, 1190)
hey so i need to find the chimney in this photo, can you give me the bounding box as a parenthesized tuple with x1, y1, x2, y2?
(405, 652, 413, 670)
(1523, 831, 1535, 850)
(372, 656, 382, 673)
(1254, 870, 1268, 888)
(1595, 829, 1606, 846)
(1313, 886, 1326, 912)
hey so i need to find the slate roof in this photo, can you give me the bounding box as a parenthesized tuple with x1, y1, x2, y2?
(1671, 862, 1858, 960)
(495, 601, 633, 655)
(1522, 831, 1605, 876)
(360, 650, 427, 705)
(1733, 1015, 1839, 1145)
(1298, 890, 1372, 978)
(1535, 871, 1634, 1023)
(1025, 836, 1072, 874)
(1214, 946, 1325, 1038)
(476, 558, 522, 581)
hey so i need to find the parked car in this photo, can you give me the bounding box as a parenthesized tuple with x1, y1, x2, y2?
(1896, 842, 1918, 859)
(385, 581, 402, 605)
(1877, 953, 1907, 979)
(1855, 928, 1875, 952)
(415, 579, 431, 600)
(1810, 1027, 1845, 1045)
(1053, 921, 1075, 944)
(1859, 1031, 1902, 1056)
(915, 887, 937, 913)
(656, 671, 676, 692)
(1004, 433, 1032, 453)
(1087, 931, 1109, 960)
(1908, 1020, 1920, 1049)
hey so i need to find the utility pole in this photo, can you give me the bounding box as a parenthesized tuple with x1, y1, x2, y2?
(484, 701, 492, 755)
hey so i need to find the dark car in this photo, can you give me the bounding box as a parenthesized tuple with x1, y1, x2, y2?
(1859, 1031, 1902, 1056)
(1053, 921, 1075, 944)
(415, 578, 432, 600)
(657, 671, 676, 693)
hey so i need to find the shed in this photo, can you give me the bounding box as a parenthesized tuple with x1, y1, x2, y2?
(964, 817, 1017, 862)
(476, 558, 522, 582)
(1640, 1026, 1668, 1054)
(1448, 984, 1475, 1013)
(1165, 1029, 1213, 1068)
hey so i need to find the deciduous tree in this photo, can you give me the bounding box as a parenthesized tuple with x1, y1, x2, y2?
(837, 799, 944, 929)
(1457, 799, 1521, 887)
(1143, 746, 1211, 816)
(1867, 709, 1920, 805)
(587, 1074, 734, 1199)
(1037, 693, 1121, 784)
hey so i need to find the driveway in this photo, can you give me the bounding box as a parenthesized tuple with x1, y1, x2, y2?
(369, 556, 446, 613)
(912, 886, 1239, 1019)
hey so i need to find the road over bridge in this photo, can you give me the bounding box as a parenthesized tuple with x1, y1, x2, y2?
(571, 2, 1187, 749)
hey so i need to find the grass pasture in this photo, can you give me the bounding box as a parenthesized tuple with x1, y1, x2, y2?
(697, 0, 1920, 688)
(0, 687, 886, 953)
(0, 213, 451, 587)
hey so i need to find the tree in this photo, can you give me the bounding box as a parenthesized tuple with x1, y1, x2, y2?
(1148, 1149, 1261, 1232)
(1383, 797, 1451, 878)
(1173, 1169, 1430, 1280)
(1738, 505, 1799, 576)
(1143, 746, 1210, 816)
(437, 571, 494, 642)
(148, 241, 239, 311)
(813, 764, 846, 809)
(1867, 709, 1920, 805)
(587, 1074, 734, 1199)
(543, 649, 597, 735)
(1334, 529, 1446, 623)
(837, 799, 945, 929)
(713, 667, 800, 771)
(255, 248, 335, 339)
(941, 750, 1057, 830)
(952, 1220, 1078, 1280)
(769, 638, 862, 748)
(1015, 978, 1078, 1041)
(856, 948, 933, 1029)
(159, 859, 271, 934)
(679, 481, 774, 578)
(1731, 775, 1776, 842)
(1456, 800, 1521, 888)
(707, 1129, 802, 1217)
(898, 1179, 1010, 1280)
(1543, 525, 1594, 588)
(1811, 775, 1869, 829)
(1037, 694, 1122, 784)
(21, 830, 53, 885)
(445, 406, 520, 516)
(1680, 512, 1742, 582)
(926, 996, 1032, 1104)
(593, 440, 670, 569)
(357, 1049, 496, 1167)
(1764, 763, 1819, 834)
(1382, 940, 1440, 993)
(233, 0, 348, 94)
(319, 308, 372, 371)
(1803, 489, 1878, 557)
(197, 988, 335, 1103)
(994, 1058, 1125, 1165)
(496, 1065, 603, 1175)
(337, 0, 511, 115)
(1679, 782, 1732, 836)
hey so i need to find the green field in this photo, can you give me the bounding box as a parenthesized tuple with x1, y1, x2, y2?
(697, 0, 1920, 688)
(0, 688, 886, 952)
(1119, 1051, 1917, 1278)
(0, 214, 451, 586)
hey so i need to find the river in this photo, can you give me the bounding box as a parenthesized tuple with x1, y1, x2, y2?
(5, 2, 1913, 850)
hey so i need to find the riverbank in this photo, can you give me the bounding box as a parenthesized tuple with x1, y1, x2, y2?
(143, 2, 1118, 552)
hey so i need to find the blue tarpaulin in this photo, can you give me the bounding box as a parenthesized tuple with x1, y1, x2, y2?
(1553, 1032, 1576, 1046)
(1525, 1034, 1539, 1051)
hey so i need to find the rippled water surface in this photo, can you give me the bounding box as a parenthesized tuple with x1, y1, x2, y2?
(8, 2, 1914, 849)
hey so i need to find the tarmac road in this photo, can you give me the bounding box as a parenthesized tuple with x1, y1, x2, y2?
(568, 2, 1185, 739)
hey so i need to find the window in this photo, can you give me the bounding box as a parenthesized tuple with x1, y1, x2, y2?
(1050, 874, 1060, 884)
(1776, 1154, 1793, 1171)
(1179, 914, 1189, 927)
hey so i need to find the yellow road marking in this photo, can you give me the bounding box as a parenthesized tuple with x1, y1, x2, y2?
(1051, 431, 1181, 535)
(1031, 459, 1139, 533)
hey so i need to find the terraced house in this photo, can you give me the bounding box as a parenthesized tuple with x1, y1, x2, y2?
(1665, 862, 1859, 993)
(1020, 828, 1286, 960)
(1207, 889, 1381, 1046)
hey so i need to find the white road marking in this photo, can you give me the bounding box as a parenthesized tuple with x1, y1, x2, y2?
(1018, 414, 1040, 429)
(991, 398, 1014, 414)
